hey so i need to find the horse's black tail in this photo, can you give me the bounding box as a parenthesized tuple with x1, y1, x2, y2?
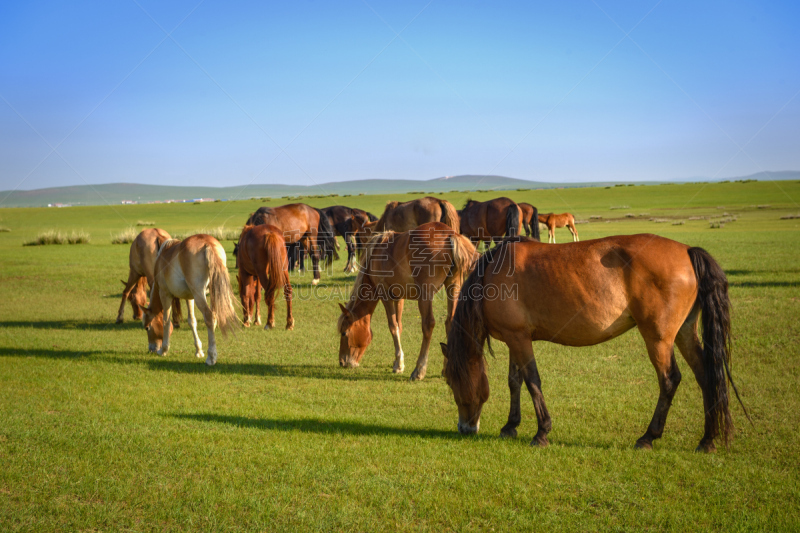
(317, 209, 339, 268)
(366, 211, 378, 222)
(531, 206, 540, 241)
(688, 247, 749, 447)
(505, 203, 521, 237)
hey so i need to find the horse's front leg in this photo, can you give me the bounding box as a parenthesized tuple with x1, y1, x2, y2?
(383, 299, 404, 373)
(117, 271, 140, 323)
(157, 290, 173, 356)
(508, 335, 551, 446)
(186, 299, 203, 359)
(500, 359, 523, 438)
(410, 299, 435, 381)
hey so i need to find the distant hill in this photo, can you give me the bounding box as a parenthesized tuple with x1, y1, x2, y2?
(1, 171, 797, 208)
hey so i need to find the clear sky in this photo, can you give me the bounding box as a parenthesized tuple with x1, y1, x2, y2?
(1, 0, 798, 191)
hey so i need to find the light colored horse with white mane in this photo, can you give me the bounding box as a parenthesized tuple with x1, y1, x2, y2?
(142, 234, 237, 366)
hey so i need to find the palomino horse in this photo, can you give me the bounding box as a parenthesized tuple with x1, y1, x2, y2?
(518, 202, 541, 241)
(247, 203, 339, 284)
(337, 222, 478, 381)
(236, 224, 294, 330)
(116, 227, 181, 327)
(321, 205, 378, 273)
(442, 234, 747, 452)
(374, 196, 460, 233)
(459, 197, 523, 246)
(142, 234, 237, 366)
(538, 212, 579, 243)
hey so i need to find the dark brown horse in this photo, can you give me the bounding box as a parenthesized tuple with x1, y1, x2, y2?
(321, 205, 378, 273)
(246, 203, 338, 284)
(236, 225, 294, 330)
(518, 202, 541, 240)
(441, 234, 748, 452)
(538, 212, 579, 243)
(117, 227, 181, 327)
(459, 197, 523, 245)
(337, 222, 478, 380)
(374, 196, 460, 233)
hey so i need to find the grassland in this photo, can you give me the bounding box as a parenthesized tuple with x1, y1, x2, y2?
(0, 181, 799, 531)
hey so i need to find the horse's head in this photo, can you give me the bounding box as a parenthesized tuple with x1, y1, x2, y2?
(441, 342, 490, 435)
(122, 279, 148, 320)
(142, 307, 172, 353)
(337, 303, 372, 368)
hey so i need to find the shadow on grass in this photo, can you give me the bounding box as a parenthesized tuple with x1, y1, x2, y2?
(141, 359, 402, 382)
(169, 412, 458, 440)
(0, 347, 102, 359)
(0, 319, 143, 331)
(729, 281, 799, 288)
(726, 269, 800, 276)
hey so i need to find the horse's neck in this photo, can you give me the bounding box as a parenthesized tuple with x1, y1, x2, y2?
(349, 277, 380, 320)
(149, 280, 164, 315)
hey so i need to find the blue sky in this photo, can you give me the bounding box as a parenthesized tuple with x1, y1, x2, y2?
(1, 0, 798, 190)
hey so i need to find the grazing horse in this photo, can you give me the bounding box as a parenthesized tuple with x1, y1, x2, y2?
(142, 235, 237, 366)
(116, 228, 181, 327)
(337, 222, 478, 380)
(459, 197, 522, 246)
(321, 206, 377, 273)
(518, 202, 541, 241)
(236, 224, 294, 330)
(538, 212, 579, 243)
(441, 234, 748, 452)
(247, 203, 339, 284)
(374, 196, 460, 233)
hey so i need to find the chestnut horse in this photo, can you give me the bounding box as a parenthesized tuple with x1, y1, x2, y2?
(374, 196, 460, 233)
(321, 205, 378, 273)
(441, 234, 748, 452)
(116, 228, 181, 327)
(236, 224, 294, 330)
(459, 197, 522, 246)
(518, 202, 541, 241)
(538, 212, 579, 243)
(337, 222, 478, 380)
(142, 235, 237, 366)
(247, 203, 339, 284)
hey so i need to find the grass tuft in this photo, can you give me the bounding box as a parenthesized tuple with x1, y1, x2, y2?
(0, 226, 11, 232)
(173, 226, 240, 241)
(136, 220, 156, 226)
(24, 230, 90, 246)
(111, 227, 138, 244)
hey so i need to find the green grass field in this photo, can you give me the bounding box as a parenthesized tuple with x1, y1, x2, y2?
(1, 181, 799, 531)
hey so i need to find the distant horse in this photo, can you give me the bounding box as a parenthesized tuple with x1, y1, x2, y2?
(374, 196, 460, 233)
(441, 234, 748, 452)
(321, 205, 378, 273)
(338, 222, 478, 380)
(538, 212, 579, 243)
(247, 203, 339, 284)
(518, 202, 541, 241)
(236, 224, 294, 330)
(142, 235, 237, 366)
(116, 227, 181, 327)
(459, 197, 522, 246)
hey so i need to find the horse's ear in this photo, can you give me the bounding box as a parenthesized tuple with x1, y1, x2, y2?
(440, 342, 448, 357)
(338, 303, 349, 316)
(120, 280, 127, 285)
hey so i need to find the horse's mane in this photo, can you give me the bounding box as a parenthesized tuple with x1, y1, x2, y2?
(156, 238, 180, 259)
(461, 198, 478, 210)
(375, 201, 400, 232)
(445, 235, 530, 395)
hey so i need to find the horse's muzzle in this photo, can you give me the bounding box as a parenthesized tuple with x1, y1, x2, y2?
(458, 420, 480, 435)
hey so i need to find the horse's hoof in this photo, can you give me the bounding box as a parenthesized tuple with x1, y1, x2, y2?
(500, 426, 518, 439)
(392, 365, 404, 374)
(634, 439, 653, 450)
(343, 361, 359, 369)
(205, 357, 216, 366)
(286, 323, 294, 331)
(173, 322, 180, 329)
(311, 278, 320, 286)
(115, 317, 123, 324)
(409, 369, 425, 381)
(695, 442, 717, 453)
(264, 323, 273, 331)
(195, 351, 204, 359)
(530, 435, 549, 447)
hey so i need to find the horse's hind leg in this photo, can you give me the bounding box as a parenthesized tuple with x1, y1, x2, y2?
(549, 226, 555, 244)
(383, 299, 405, 374)
(186, 299, 204, 359)
(500, 359, 522, 438)
(410, 299, 435, 381)
(636, 338, 682, 450)
(117, 271, 140, 323)
(569, 223, 579, 242)
(283, 274, 294, 330)
(675, 318, 717, 453)
(194, 294, 218, 366)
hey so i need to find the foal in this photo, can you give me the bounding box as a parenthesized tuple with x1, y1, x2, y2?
(538, 212, 579, 243)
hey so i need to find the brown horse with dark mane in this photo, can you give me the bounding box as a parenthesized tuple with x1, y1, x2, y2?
(247, 203, 338, 284)
(538, 212, 579, 243)
(337, 222, 477, 380)
(116, 227, 181, 327)
(518, 202, 541, 240)
(459, 197, 523, 245)
(236, 225, 294, 330)
(374, 196, 460, 233)
(441, 234, 748, 452)
(321, 205, 378, 273)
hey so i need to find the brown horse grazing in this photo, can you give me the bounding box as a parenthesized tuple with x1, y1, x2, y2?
(374, 196, 460, 233)
(518, 202, 541, 241)
(441, 234, 748, 452)
(337, 222, 478, 380)
(142, 235, 237, 366)
(459, 197, 522, 246)
(236, 224, 294, 330)
(321, 206, 378, 273)
(538, 212, 579, 243)
(116, 228, 181, 327)
(247, 203, 339, 284)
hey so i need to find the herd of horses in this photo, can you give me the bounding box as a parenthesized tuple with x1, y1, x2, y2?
(116, 195, 746, 452)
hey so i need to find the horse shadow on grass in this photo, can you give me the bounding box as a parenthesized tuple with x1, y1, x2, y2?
(168, 412, 458, 440)
(729, 281, 800, 288)
(0, 347, 103, 359)
(0, 319, 143, 331)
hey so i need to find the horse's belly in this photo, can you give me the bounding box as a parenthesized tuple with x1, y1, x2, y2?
(165, 270, 193, 299)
